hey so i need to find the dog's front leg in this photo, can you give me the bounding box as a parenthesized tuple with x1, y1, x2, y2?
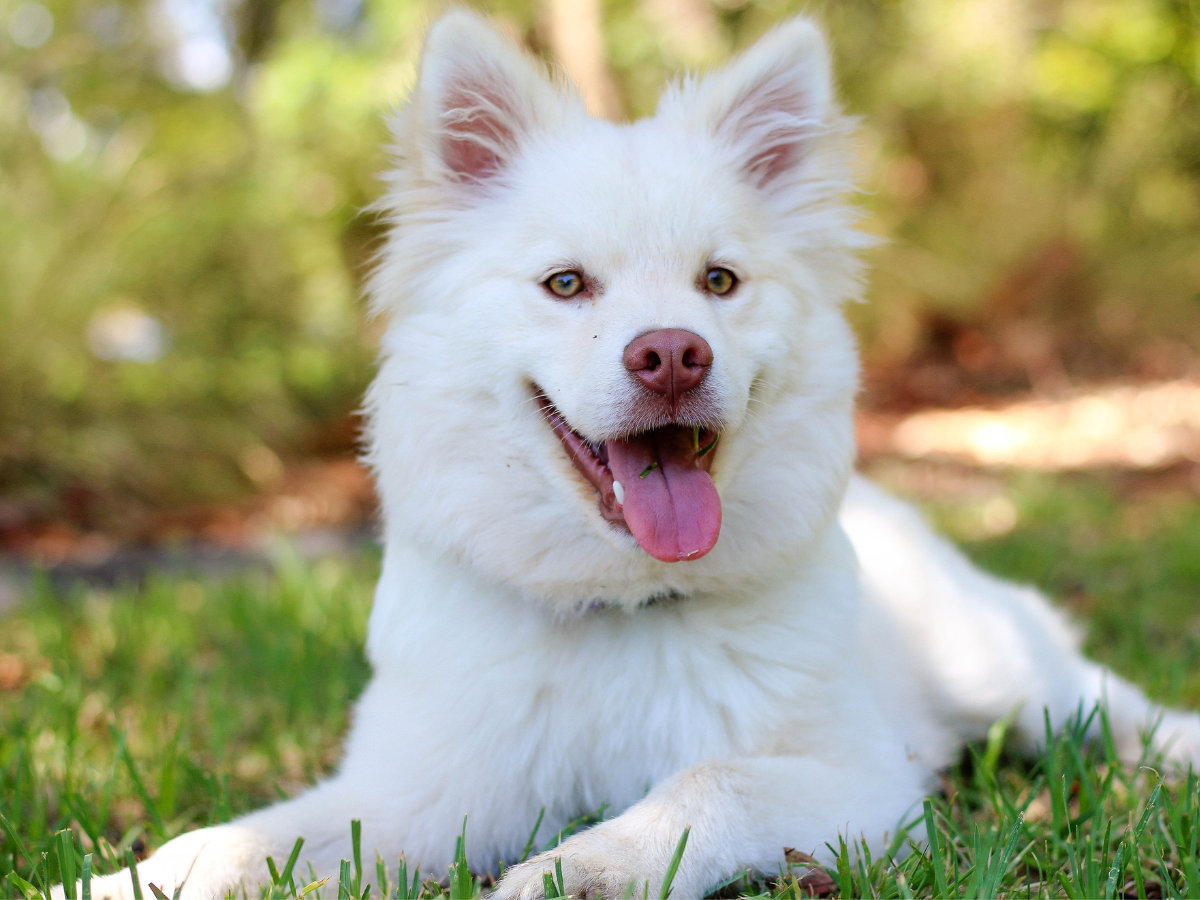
(492, 752, 926, 900)
(63, 821, 279, 900)
(68, 778, 380, 900)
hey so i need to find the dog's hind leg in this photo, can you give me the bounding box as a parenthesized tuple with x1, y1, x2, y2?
(841, 474, 1200, 768)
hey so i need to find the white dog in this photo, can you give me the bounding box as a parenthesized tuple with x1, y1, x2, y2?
(79, 11, 1200, 899)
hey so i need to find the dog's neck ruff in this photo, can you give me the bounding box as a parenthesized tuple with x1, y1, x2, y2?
(582, 590, 689, 614)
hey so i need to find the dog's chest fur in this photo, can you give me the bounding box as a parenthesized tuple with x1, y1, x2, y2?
(351, 531, 886, 849)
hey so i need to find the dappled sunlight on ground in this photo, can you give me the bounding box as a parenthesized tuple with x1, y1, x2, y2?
(877, 380, 1200, 471)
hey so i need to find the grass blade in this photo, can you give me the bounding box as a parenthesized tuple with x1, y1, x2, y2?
(375, 852, 388, 900)
(280, 837, 305, 889)
(298, 876, 331, 898)
(8, 872, 42, 900)
(395, 856, 411, 900)
(0, 808, 44, 897)
(449, 817, 474, 900)
(126, 850, 144, 900)
(519, 808, 545, 863)
(350, 821, 362, 897)
(658, 826, 690, 900)
(56, 830, 77, 900)
(982, 813, 1025, 898)
(111, 727, 166, 840)
(923, 798, 950, 899)
(835, 838, 854, 899)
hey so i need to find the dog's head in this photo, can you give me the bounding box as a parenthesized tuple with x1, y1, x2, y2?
(366, 11, 868, 608)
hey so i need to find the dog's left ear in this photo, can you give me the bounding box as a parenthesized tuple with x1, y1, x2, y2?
(659, 16, 835, 189)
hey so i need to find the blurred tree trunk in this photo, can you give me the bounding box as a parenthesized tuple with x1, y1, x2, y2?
(543, 0, 622, 119)
(237, 0, 284, 65)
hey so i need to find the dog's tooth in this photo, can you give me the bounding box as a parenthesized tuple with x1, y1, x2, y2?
(612, 480, 625, 505)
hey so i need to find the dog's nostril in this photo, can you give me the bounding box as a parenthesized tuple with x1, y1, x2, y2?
(622, 328, 713, 402)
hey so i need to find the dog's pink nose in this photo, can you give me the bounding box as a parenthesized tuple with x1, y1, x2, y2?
(623, 329, 713, 404)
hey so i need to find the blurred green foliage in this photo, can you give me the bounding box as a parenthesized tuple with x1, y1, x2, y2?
(2, 0, 1199, 515)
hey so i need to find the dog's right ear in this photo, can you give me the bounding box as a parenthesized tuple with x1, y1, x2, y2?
(405, 10, 582, 188)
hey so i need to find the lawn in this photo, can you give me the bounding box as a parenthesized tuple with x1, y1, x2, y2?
(2, 471, 1199, 898)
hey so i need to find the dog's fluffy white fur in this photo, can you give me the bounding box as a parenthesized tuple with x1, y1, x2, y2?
(79, 12, 1200, 899)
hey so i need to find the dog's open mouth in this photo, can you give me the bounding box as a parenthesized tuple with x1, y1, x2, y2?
(537, 394, 722, 563)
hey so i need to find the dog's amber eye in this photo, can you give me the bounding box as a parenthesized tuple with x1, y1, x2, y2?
(705, 267, 736, 296)
(545, 271, 585, 298)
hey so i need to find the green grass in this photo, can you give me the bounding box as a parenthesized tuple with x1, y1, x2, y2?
(1, 473, 1199, 898)
(0, 553, 374, 895)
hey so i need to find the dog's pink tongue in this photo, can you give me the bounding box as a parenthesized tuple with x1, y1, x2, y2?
(606, 428, 721, 563)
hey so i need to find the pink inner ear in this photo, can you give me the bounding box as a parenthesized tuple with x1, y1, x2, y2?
(745, 139, 798, 186)
(724, 74, 812, 188)
(440, 72, 519, 182)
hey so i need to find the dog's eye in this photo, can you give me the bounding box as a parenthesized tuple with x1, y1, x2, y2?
(545, 271, 585, 298)
(705, 267, 737, 296)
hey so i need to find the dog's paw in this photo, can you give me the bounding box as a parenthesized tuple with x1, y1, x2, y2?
(50, 824, 275, 900)
(491, 835, 650, 900)
(51, 867, 152, 900)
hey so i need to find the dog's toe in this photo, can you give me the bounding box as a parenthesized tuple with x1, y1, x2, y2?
(492, 841, 646, 900)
